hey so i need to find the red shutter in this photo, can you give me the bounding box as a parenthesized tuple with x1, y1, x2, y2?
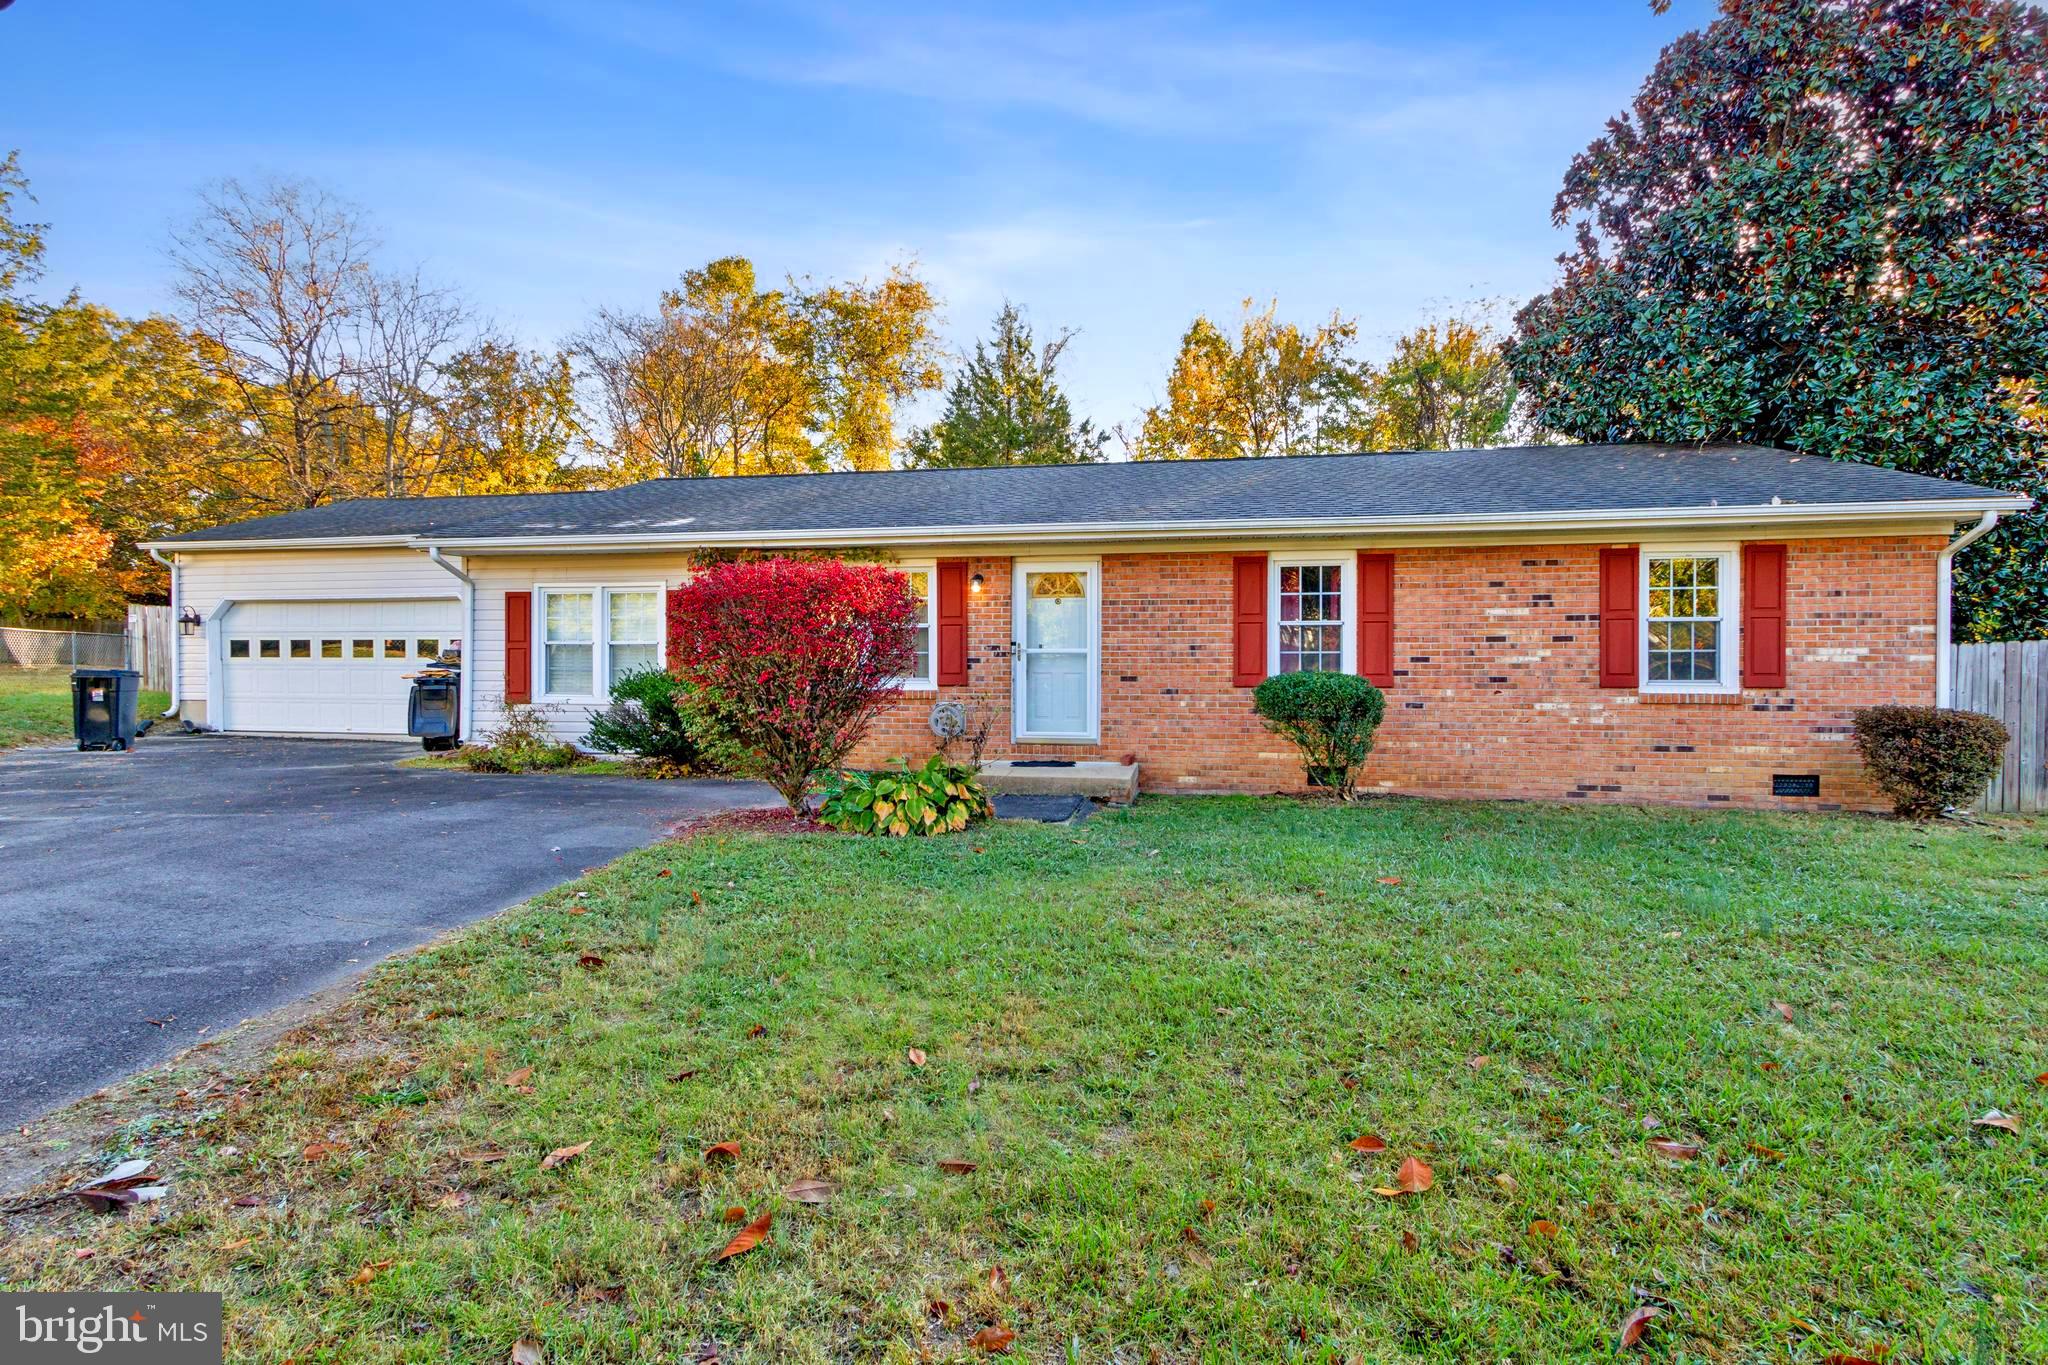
(1356, 552, 1395, 688)
(663, 586, 679, 674)
(504, 590, 532, 703)
(1598, 547, 1638, 688)
(1741, 543, 1788, 689)
(935, 559, 969, 686)
(1232, 554, 1268, 687)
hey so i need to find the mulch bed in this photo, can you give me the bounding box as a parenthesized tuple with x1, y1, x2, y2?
(668, 807, 834, 840)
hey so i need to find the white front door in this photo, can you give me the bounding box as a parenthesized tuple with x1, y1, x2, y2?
(1013, 561, 1098, 741)
(220, 599, 460, 735)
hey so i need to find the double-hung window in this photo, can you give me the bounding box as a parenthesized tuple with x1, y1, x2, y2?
(539, 585, 666, 700)
(1272, 560, 1349, 674)
(1642, 549, 1738, 691)
(900, 566, 934, 688)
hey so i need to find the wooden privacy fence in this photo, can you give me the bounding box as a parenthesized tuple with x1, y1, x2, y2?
(127, 605, 174, 693)
(1951, 639, 2048, 813)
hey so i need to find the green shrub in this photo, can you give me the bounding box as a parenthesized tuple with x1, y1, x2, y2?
(462, 699, 579, 773)
(1252, 670, 1386, 799)
(1852, 704, 2009, 820)
(583, 666, 704, 768)
(817, 754, 994, 837)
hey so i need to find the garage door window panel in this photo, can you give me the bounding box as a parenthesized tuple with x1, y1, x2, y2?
(321, 640, 342, 659)
(229, 640, 250, 659)
(259, 640, 280, 659)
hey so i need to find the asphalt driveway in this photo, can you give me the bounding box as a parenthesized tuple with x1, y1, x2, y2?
(0, 735, 775, 1127)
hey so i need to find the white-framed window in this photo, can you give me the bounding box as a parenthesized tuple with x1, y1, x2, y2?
(898, 564, 935, 689)
(1641, 547, 1740, 693)
(541, 589, 595, 697)
(605, 588, 662, 682)
(1269, 557, 1354, 675)
(538, 585, 666, 700)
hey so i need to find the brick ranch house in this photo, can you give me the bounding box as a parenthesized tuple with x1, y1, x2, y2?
(144, 444, 2029, 811)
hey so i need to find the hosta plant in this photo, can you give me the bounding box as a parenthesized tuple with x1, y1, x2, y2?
(818, 755, 994, 837)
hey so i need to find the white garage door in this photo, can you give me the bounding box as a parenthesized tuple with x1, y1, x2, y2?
(221, 600, 460, 736)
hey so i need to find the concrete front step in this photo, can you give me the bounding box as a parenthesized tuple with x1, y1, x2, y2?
(978, 759, 1139, 805)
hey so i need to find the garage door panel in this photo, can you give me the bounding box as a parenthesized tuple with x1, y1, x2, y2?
(222, 599, 458, 736)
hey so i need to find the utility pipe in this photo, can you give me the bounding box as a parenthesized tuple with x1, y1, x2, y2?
(1934, 510, 2001, 708)
(146, 548, 180, 718)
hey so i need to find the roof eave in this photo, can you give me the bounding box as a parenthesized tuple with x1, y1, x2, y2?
(141, 494, 2032, 554)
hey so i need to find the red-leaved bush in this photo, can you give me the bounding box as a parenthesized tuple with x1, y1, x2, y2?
(669, 557, 918, 811)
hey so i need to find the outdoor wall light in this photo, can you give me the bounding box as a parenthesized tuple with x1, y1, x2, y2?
(177, 607, 204, 636)
(970, 573, 985, 592)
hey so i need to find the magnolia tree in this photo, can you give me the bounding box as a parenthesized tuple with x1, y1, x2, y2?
(669, 558, 918, 811)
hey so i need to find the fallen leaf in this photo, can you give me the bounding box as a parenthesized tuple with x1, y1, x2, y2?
(907, 1047, 927, 1068)
(1761, 1061, 1782, 1072)
(714, 1210, 771, 1261)
(1348, 1133, 1387, 1153)
(746, 1024, 767, 1039)
(783, 1178, 836, 1205)
(1529, 1219, 1560, 1238)
(511, 1341, 545, 1365)
(1640, 1115, 1662, 1131)
(669, 1069, 699, 1082)
(1746, 1142, 1786, 1161)
(1373, 1156, 1434, 1198)
(1616, 1304, 1662, 1350)
(967, 1326, 1016, 1354)
(691, 889, 704, 906)
(504, 1067, 533, 1090)
(1648, 1139, 1701, 1160)
(347, 1259, 395, 1287)
(541, 1141, 591, 1170)
(987, 1264, 1009, 1293)
(432, 1190, 469, 1210)
(1971, 1109, 2020, 1133)
(301, 1140, 346, 1162)
(457, 1148, 509, 1165)
(1377, 876, 1403, 886)
(229, 1194, 265, 1207)
(1492, 1172, 1517, 1194)
(656, 868, 673, 878)
(1340, 1075, 1359, 1090)
(704, 1140, 741, 1163)
(1199, 1198, 1216, 1218)
(938, 1158, 979, 1174)
(722, 1205, 746, 1223)
(2035, 1072, 2048, 1086)
(71, 1248, 95, 1260)
(1820, 1355, 1884, 1365)
(1400, 1229, 1419, 1253)
(577, 952, 604, 970)
(1771, 1000, 1795, 1022)
(926, 1296, 952, 1319)
(1467, 1055, 1490, 1070)
(566, 905, 588, 916)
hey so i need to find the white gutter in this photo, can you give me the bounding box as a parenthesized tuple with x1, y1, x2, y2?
(138, 494, 2031, 555)
(136, 533, 423, 552)
(422, 546, 477, 744)
(146, 548, 180, 718)
(1935, 510, 2002, 707)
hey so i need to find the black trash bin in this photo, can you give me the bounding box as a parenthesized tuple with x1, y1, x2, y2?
(72, 667, 142, 751)
(408, 670, 461, 751)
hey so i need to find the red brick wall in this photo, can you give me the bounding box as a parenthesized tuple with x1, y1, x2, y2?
(848, 536, 1944, 811)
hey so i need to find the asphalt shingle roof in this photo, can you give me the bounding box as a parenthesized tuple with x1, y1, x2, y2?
(157, 444, 2022, 546)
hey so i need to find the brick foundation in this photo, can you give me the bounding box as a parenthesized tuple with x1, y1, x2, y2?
(848, 537, 1943, 811)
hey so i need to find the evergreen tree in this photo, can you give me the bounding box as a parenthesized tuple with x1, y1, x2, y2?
(906, 304, 1106, 467)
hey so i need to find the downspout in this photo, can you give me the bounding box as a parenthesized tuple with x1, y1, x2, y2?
(1935, 510, 2000, 708)
(147, 548, 180, 718)
(423, 546, 476, 742)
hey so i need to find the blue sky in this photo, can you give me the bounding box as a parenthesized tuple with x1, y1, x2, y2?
(6, 0, 1712, 431)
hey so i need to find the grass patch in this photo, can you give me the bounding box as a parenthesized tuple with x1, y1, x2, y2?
(3, 798, 2043, 1361)
(0, 671, 168, 749)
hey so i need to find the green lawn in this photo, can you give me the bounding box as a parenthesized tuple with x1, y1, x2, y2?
(0, 671, 169, 748)
(3, 799, 2043, 1362)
